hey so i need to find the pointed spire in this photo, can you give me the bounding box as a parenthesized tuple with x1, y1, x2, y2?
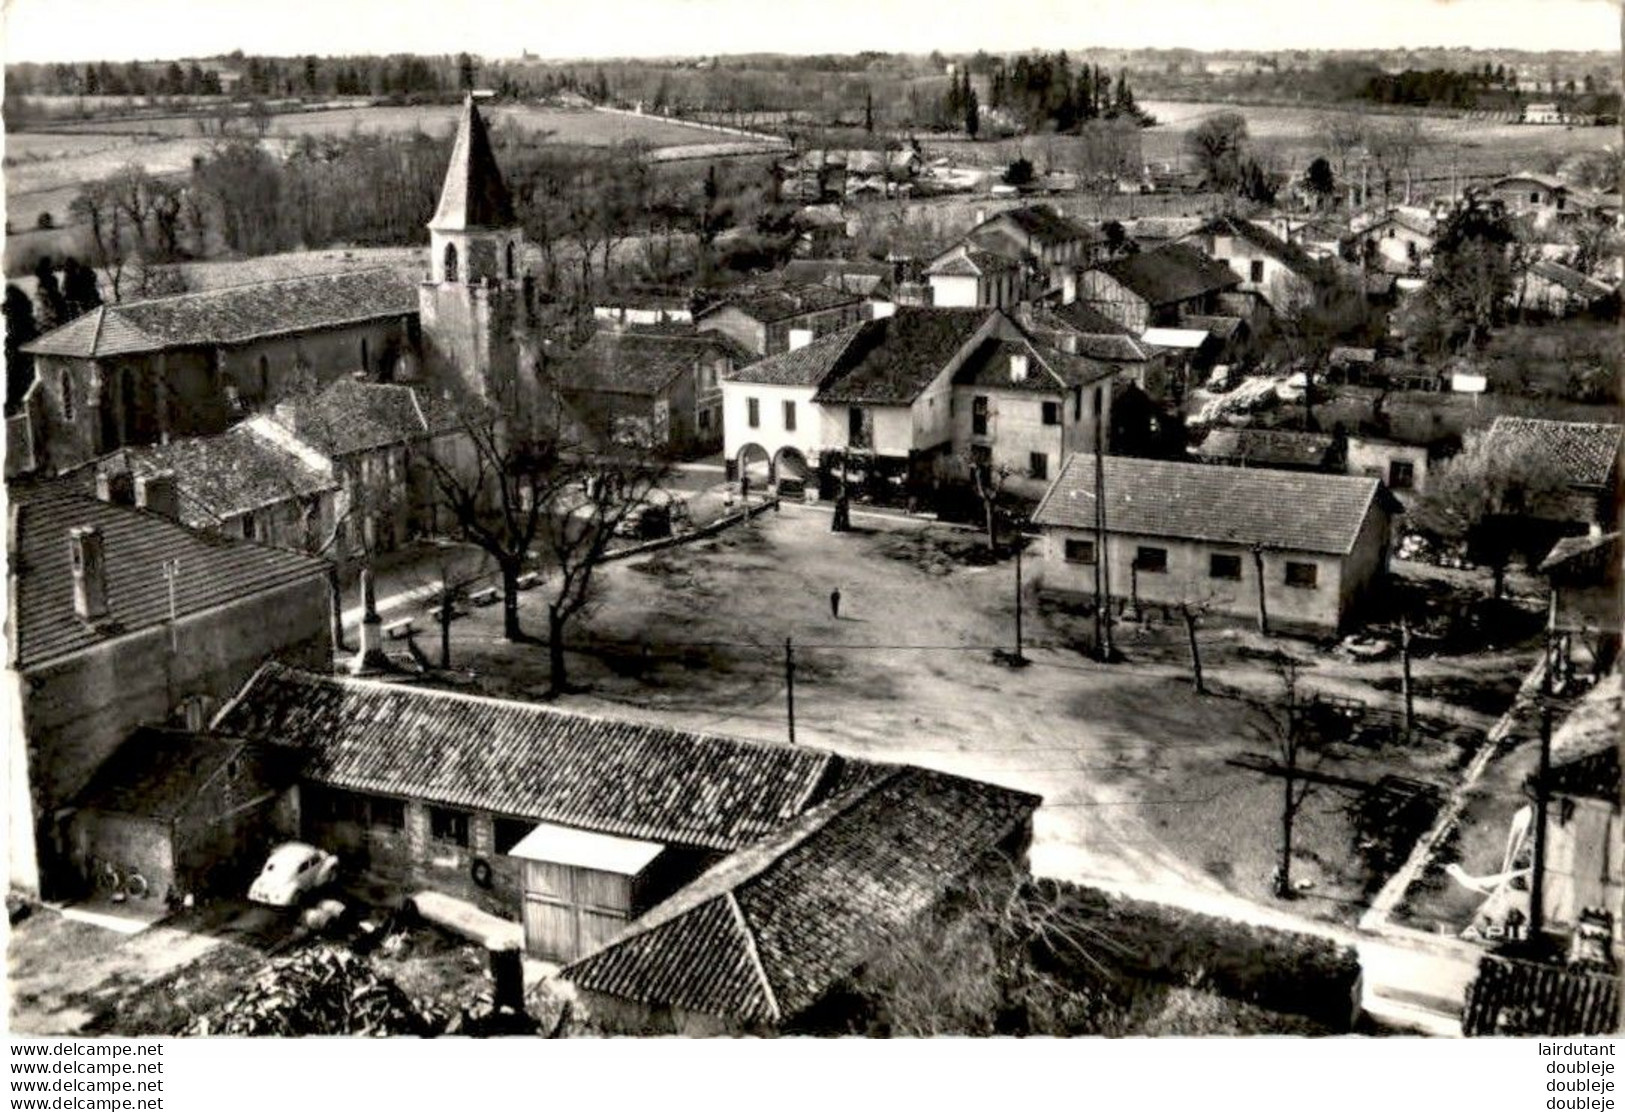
(429, 94, 515, 232)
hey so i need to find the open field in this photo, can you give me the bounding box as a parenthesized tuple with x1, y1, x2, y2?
(391, 505, 1532, 928)
(1138, 99, 1618, 179)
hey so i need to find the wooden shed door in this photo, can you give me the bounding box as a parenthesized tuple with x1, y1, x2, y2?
(523, 894, 577, 961)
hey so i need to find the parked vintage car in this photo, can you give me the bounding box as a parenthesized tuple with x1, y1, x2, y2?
(248, 842, 339, 907)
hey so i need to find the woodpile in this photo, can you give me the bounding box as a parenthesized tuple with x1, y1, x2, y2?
(185, 945, 435, 1037)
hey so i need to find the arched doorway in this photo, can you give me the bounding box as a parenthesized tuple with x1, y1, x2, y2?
(737, 443, 772, 488)
(772, 447, 810, 484)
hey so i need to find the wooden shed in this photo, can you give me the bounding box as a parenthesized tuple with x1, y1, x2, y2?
(507, 822, 667, 962)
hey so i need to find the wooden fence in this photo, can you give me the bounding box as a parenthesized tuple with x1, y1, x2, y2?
(1461, 953, 1620, 1036)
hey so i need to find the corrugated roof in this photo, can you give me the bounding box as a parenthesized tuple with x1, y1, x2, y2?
(1031, 453, 1383, 555)
(1197, 428, 1337, 469)
(1091, 243, 1240, 306)
(65, 429, 338, 531)
(722, 322, 866, 387)
(22, 269, 419, 359)
(564, 766, 1039, 1024)
(1484, 417, 1622, 489)
(429, 95, 516, 231)
(212, 665, 858, 853)
(699, 280, 864, 324)
(813, 308, 997, 406)
(9, 491, 330, 670)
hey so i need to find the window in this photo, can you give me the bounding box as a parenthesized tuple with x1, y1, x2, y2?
(241, 511, 258, 541)
(1209, 553, 1242, 580)
(971, 395, 989, 436)
(1249, 259, 1265, 283)
(1530, 192, 1540, 205)
(1135, 546, 1168, 573)
(698, 408, 711, 430)
(1041, 401, 1061, 426)
(371, 797, 406, 832)
(1388, 460, 1415, 490)
(360, 338, 369, 372)
(429, 806, 470, 847)
(505, 241, 517, 279)
(747, 397, 760, 428)
(258, 355, 270, 394)
(494, 817, 532, 854)
(1093, 386, 1103, 419)
(1029, 452, 1048, 480)
(1073, 386, 1082, 421)
(60, 374, 73, 422)
(783, 400, 797, 432)
(1064, 538, 1096, 564)
(443, 242, 460, 283)
(1285, 561, 1319, 589)
(848, 406, 871, 448)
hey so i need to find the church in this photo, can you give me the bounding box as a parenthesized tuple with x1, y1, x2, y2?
(12, 95, 546, 480)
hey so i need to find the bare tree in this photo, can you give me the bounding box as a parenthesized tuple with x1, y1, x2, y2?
(70, 183, 130, 301)
(1245, 655, 1318, 899)
(958, 448, 1014, 550)
(1366, 117, 1426, 208)
(1320, 113, 1367, 202)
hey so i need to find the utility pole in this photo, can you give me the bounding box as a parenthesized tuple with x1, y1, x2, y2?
(1014, 540, 1026, 663)
(785, 635, 796, 745)
(162, 559, 181, 653)
(1094, 431, 1113, 660)
(1399, 616, 1414, 741)
(1252, 544, 1270, 636)
(1528, 648, 1555, 943)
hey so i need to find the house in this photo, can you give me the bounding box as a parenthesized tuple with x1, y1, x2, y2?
(66, 428, 341, 553)
(1347, 211, 1435, 275)
(810, 307, 1003, 500)
(1195, 428, 1341, 473)
(1540, 532, 1621, 680)
(924, 244, 1024, 309)
(5, 488, 334, 898)
(64, 728, 300, 905)
(15, 268, 421, 475)
(240, 379, 468, 559)
(563, 328, 748, 455)
(564, 765, 1039, 1035)
(696, 280, 868, 358)
(1516, 260, 1616, 318)
(1491, 172, 1576, 230)
(1032, 454, 1395, 634)
(964, 204, 1099, 294)
(781, 259, 897, 307)
(1076, 243, 1242, 334)
(1480, 417, 1622, 531)
(1018, 302, 1171, 399)
(790, 205, 850, 257)
(722, 322, 864, 485)
(1523, 102, 1566, 125)
(1259, 213, 1348, 262)
(211, 663, 1040, 1025)
(1180, 215, 1320, 313)
(1344, 434, 1430, 503)
(949, 335, 1118, 498)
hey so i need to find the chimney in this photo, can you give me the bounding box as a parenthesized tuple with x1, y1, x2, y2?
(788, 328, 814, 351)
(135, 471, 180, 520)
(975, 208, 987, 225)
(95, 469, 135, 506)
(1009, 352, 1029, 383)
(69, 526, 110, 624)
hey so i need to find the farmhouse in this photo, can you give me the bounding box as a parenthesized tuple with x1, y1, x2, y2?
(1032, 454, 1395, 634)
(1490, 172, 1576, 230)
(1516, 260, 1616, 318)
(1076, 243, 1241, 334)
(1180, 215, 1320, 313)
(696, 280, 868, 357)
(211, 663, 1040, 1027)
(964, 204, 1100, 293)
(1540, 532, 1621, 679)
(5, 488, 333, 898)
(1480, 417, 1622, 531)
(1348, 211, 1435, 275)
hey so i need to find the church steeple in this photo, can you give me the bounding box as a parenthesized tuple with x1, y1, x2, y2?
(428, 95, 522, 287)
(430, 94, 516, 233)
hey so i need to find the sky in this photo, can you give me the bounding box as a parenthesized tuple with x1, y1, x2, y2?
(3, 0, 1620, 64)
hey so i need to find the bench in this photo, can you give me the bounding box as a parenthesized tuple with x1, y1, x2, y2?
(516, 572, 542, 590)
(469, 587, 500, 607)
(384, 618, 417, 640)
(426, 604, 463, 623)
